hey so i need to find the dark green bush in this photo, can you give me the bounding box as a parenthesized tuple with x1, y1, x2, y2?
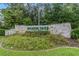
(71, 28, 79, 39)
(2, 34, 69, 51)
(0, 29, 5, 36)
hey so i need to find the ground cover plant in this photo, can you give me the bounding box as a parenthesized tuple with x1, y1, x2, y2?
(1, 33, 69, 51)
(71, 28, 79, 39)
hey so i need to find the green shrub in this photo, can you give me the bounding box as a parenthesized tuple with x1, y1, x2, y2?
(22, 17, 32, 25)
(71, 28, 79, 39)
(2, 34, 69, 51)
(24, 31, 50, 37)
(47, 34, 69, 46)
(0, 29, 5, 36)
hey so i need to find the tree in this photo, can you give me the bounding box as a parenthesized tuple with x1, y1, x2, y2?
(2, 3, 79, 29)
(44, 3, 64, 24)
(26, 3, 45, 25)
(44, 3, 79, 29)
(2, 3, 32, 29)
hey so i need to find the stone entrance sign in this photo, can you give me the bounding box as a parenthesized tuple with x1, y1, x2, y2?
(49, 23, 71, 38)
(5, 23, 71, 38)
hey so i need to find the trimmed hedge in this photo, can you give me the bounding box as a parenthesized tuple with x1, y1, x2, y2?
(71, 28, 79, 39)
(0, 29, 5, 36)
(24, 31, 50, 37)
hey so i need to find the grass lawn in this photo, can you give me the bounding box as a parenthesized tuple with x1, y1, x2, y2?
(0, 47, 79, 56)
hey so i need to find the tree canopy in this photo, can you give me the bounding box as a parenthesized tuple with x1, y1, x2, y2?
(1, 3, 79, 29)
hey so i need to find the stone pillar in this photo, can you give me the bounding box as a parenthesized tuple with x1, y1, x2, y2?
(15, 25, 27, 34)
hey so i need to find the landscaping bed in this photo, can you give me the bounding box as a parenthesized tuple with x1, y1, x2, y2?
(1, 34, 69, 51)
(0, 33, 79, 56)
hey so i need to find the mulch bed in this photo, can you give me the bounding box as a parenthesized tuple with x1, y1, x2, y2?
(67, 38, 79, 47)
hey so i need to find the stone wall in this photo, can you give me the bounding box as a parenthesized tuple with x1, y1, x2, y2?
(5, 29, 16, 36)
(15, 25, 27, 34)
(5, 23, 71, 38)
(49, 23, 71, 38)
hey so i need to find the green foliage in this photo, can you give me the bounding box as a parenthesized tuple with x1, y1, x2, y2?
(2, 35, 53, 50)
(71, 28, 79, 39)
(24, 31, 50, 37)
(2, 4, 29, 28)
(2, 3, 79, 29)
(0, 29, 5, 36)
(22, 17, 32, 25)
(44, 4, 79, 29)
(2, 34, 68, 51)
(48, 34, 69, 46)
(44, 4, 64, 24)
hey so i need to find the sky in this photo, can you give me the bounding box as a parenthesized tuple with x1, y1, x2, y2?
(0, 3, 8, 9)
(0, 3, 44, 9)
